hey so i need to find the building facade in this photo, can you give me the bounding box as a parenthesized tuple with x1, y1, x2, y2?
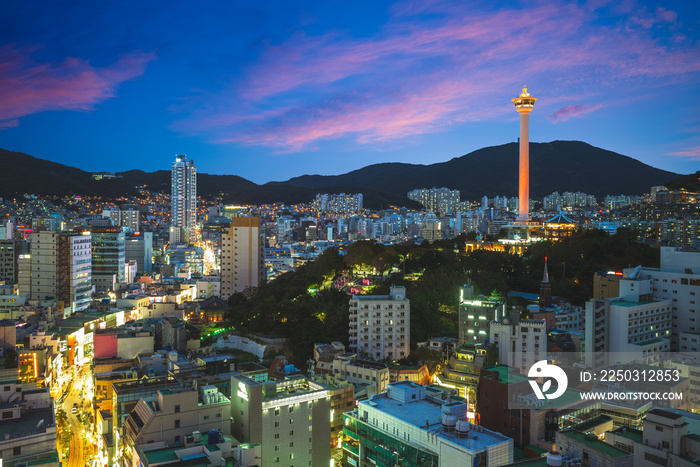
(230, 374, 331, 467)
(220, 217, 264, 299)
(170, 155, 197, 244)
(349, 286, 410, 361)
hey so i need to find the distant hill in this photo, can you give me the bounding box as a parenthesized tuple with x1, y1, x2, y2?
(284, 141, 681, 199)
(665, 171, 700, 192)
(0, 141, 682, 208)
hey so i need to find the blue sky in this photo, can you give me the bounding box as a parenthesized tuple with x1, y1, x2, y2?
(0, 0, 698, 183)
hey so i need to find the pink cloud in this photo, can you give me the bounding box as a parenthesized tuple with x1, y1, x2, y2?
(0, 45, 155, 127)
(171, 1, 700, 151)
(670, 146, 700, 161)
(548, 104, 602, 123)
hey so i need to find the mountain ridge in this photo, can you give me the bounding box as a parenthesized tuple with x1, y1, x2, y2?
(0, 141, 683, 209)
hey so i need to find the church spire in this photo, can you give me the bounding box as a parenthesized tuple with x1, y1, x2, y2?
(539, 256, 552, 308)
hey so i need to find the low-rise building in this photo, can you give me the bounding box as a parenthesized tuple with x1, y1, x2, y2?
(343, 381, 514, 466)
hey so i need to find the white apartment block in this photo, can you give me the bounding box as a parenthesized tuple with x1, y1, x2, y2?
(349, 286, 409, 361)
(220, 217, 264, 299)
(345, 381, 513, 466)
(490, 316, 547, 374)
(230, 374, 331, 467)
(585, 297, 672, 368)
(618, 247, 700, 352)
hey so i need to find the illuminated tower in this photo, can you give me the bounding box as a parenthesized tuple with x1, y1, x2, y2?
(512, 86, 537, 222)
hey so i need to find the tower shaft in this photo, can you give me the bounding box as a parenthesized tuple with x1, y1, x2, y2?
(512, 86, 537, 223)
(519, 112, 530, 222)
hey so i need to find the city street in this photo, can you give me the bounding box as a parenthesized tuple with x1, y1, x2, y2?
(59, 366, 93, 466)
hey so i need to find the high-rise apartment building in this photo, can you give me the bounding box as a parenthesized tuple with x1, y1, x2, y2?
(220, 217, 264, 299)
(103, 208, 140, 232)
(407, 187, 461, 216)
(171, 155, 197, 244)
(349, 286, 410, 361)
(25, 231, 92, 315)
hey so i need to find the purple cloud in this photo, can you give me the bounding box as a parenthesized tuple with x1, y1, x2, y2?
(0, 45, 155, 127)
(171, 2, 700, 152)
(548, 104, 603, 123)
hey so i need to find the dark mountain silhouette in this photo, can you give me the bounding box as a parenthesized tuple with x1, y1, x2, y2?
(665, 171, 700, 192)
(284, 141, 681, 199)
(0, 141, 682, 209)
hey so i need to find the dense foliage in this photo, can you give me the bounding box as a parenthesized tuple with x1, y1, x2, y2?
(227, 230, 659, 368)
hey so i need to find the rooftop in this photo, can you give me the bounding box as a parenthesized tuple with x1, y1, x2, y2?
(610, 426, 643, 444)
(558, 430, 630, 458)
(360, 383, 510, 453)
(0, 407, 54, 439)
(611, 299, 664, 307)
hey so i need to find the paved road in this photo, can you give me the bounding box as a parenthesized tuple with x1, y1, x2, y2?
(60, 366, 91, 466)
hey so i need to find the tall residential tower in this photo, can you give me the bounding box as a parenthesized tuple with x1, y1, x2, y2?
(170, 155, 197, 244)
(512, 86, 537, 222)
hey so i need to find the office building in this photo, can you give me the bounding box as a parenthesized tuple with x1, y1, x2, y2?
(618, 247, 700, 352)
(124, 232, 153, 274)
(349, 286, 410, 361)
(0, 239, 19, 284)
(87, 227, 125, 292)
(220, 217, 264, 299)
(171, 155, 197, 244)
(343, 381, 514, 466)
(230, 373, 331, 467)
(585, 297, 672, 368)
(458, 286, 504, 345)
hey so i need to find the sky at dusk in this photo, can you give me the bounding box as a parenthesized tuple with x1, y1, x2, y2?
(0, 0, 698, 184)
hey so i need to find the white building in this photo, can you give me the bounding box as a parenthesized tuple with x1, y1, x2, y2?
(26, 231, 92, 316)
(619, 247, 700, 352)
(490, 314, 547, 374)
(349, 286, 410, 361)
(230, 374, 331, 467)
(633, 409, 700, 467)
(170, 155, 197, 244)
(585, 297, 672, 368)
(220, 217, 264, 299)
(343, 381, 513, 466)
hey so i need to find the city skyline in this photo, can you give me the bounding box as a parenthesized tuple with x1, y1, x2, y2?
(0, 1, 699, 184)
